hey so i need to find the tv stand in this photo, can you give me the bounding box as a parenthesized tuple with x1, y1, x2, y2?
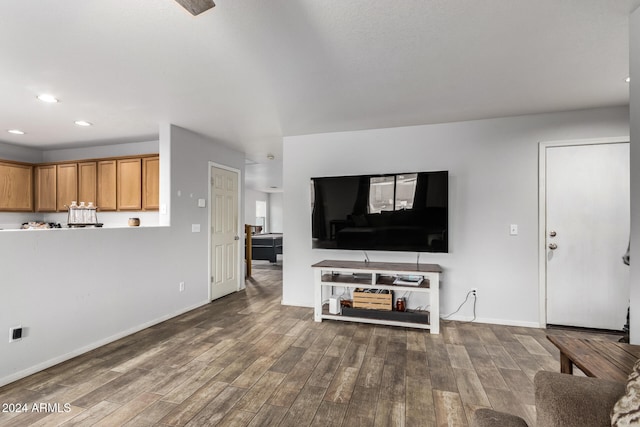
(312, 260, 442, 333)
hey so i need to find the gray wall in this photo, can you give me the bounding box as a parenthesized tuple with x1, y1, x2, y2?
(282, 106, 629, 327)
(0, 142, 42, 163)
(245, 188, 268, 229)
(0, 124, 245, 386)
(244, 189, 283, 234)
(631, 7, 640, 344)
(269, 192, 284, 233)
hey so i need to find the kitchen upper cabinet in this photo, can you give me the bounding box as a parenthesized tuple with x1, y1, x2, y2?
(0, 161, 33, 212)
(97, 160, 117, 211)
(2, 153, 158, 215)
(78, 162, 97, 205)
(56, 163, 78, 211)
(142, 156, 159, 211)
(117, 158, 142, 211)
(35, 165, 57, 212)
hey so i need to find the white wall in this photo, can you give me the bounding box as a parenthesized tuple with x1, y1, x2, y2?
(0, 124, 245, 386)
(282, 107, 629, 327)
(269, 192, 284, 233)
(630, 7, 640, 344)
(245, 188, 269, 229)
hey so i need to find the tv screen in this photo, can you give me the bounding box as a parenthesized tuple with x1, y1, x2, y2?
(311, 171, 448, 252)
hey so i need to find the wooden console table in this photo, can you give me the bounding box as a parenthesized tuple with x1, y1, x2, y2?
(547, 335, 640, 382)
(312, 260, 442, 333)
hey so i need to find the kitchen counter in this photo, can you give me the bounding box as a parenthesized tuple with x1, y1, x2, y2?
(0, 224, 167, 232)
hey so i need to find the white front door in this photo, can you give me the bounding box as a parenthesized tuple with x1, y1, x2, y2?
(210, 165, 240, 300)
(545, 142, 629, 330)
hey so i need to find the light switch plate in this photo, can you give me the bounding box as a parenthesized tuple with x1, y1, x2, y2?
(198, 198, 206, 208)
(510, 224, 518, 235)
(192, 224, 201, 233)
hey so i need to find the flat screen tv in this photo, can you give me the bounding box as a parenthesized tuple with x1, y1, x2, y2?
(311, 171, 448, 252)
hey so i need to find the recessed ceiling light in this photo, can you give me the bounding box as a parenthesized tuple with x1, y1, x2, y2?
(7, 129, 25, 135)
(626, 77, 631, 83)
(74, 120, 92, 127)
(37, 94, 59, 103)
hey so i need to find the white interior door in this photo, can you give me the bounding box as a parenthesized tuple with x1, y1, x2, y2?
(210, 165, 239, 301)
(546, 142, 629, 330)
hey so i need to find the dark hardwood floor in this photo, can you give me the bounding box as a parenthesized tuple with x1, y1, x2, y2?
(0, 263, 622, 426)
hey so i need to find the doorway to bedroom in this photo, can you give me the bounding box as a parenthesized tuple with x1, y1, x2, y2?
(246, 193, 284, 276)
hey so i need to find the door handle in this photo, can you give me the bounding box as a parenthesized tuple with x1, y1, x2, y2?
(549, 243, 557, 250)
(234, 235, 240, 240)
(549, 231, 557, 237)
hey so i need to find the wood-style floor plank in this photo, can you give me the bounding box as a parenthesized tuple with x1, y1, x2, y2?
(0, 263, 625, 427)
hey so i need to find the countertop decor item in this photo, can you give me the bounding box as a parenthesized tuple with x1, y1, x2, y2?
(128, 218, 140, 227)
(67, 201, 100, 228)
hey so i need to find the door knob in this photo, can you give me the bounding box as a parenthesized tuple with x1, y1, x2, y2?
(549, 231, 557, 237)
(549, 243, 558, 250)
(234, 235, 240, 240)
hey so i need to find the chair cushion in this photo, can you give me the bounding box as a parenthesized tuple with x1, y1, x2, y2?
(611, 359, 640, 426)
(535, 371, 623, 427)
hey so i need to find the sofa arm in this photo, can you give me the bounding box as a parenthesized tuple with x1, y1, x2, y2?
(535, 371, 625, 427)
(471, 408, 528, 427)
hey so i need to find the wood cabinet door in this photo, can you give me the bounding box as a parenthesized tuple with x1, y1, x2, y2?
(56, 163, 78, 211)
(97, 160, 117, 211)
(142, 156, 159, 210)
(35, 165, 57, 212)
(117, 158, 142, 211)
(78, 162, 97, 205)
(0, 161, 33, 211)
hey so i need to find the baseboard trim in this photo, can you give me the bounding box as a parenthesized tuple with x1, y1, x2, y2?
(0, 300, 209, 388)
(442, 314, 542, 328)
(280, 299, 313, 308)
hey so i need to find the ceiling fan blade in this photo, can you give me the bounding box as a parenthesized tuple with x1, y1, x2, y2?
(174, 0, 215, 16)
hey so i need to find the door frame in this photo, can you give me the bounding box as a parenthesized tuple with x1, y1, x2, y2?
(538, 136, 629, 327)
(208, 161, 243, 301)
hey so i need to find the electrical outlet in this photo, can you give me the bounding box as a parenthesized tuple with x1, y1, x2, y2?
(471, 288, 478, 296)
(9, 326, 22, 342)
(179, 282, 185, 292)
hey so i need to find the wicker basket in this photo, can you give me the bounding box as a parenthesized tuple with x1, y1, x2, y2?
(353, 288, 393, 310)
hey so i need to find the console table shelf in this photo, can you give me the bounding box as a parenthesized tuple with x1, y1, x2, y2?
(312, 260, 442, 333)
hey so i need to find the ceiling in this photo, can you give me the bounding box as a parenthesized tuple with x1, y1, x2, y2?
(1, 0, 638, 191)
